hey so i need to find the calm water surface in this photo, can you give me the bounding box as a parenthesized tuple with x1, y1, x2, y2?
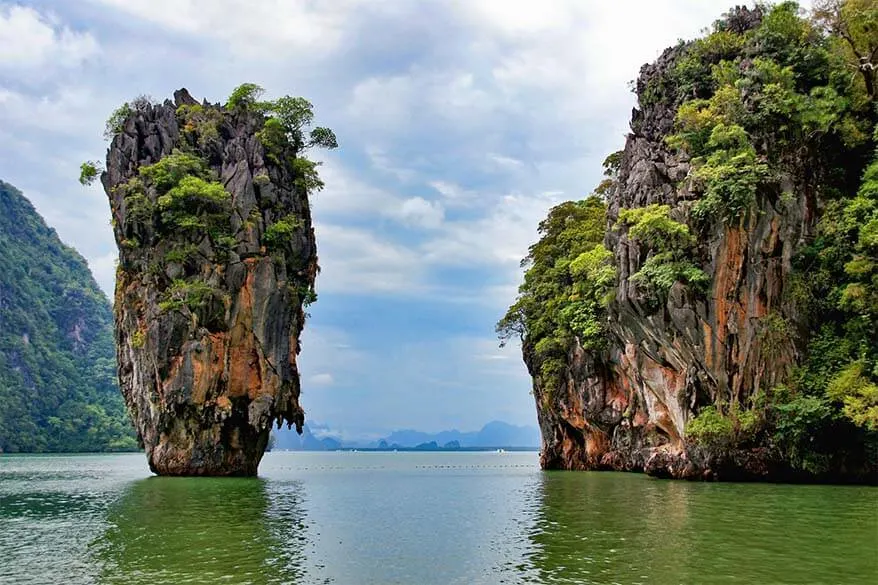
(0, 452, 875, 584)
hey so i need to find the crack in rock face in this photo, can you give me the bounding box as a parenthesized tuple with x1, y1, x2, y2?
(101, 89, 318, 476)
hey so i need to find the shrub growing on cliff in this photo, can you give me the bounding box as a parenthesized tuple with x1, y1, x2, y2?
(176, 104, 222, 151)
(665, 1, 871, 225)
(228, 83, 337, 196)
(103, 96, 154, 140)
(227, 83, 265, 110)
(104, 103, 133, 140)
(264, 215, 303, 251)
(498, 196, 615, 387)
(827, 360, 878, 431)
(228, 83, 338, 156)
(79, 161, 103, 186)
(615, 204, 708, 294)
(136, 150, 232, 240)
(686, 406, 736, 450)
(158, 279, 224, 314)
(139, 151, 208, 192)
(686, 405, 762, 452)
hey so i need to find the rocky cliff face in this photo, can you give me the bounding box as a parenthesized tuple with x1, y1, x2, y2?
(102, 89, 318, 475)
(537, 48, 808, 477)
(523, 5, 876, 482)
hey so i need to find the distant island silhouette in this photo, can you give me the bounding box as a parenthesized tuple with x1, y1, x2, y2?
(271, 420, 540, 451)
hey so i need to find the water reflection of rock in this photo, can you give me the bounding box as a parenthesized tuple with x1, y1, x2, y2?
(92, 477, 309, 584)
(523, 472, 696, 584)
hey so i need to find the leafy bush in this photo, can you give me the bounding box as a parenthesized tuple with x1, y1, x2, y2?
(615, 204, 707, 294)
(290, 283, 318, 307)
(827, 360, 878, 431)
(227, 83, 338, 195)
(79, 161, 103, 186)
(255, 118, 288, 163)
(771, 394, 837, 474)
(157, 176, 230, 234)
(226, 83, 265, 110)
(498, 196, 613, 387)
(158, 279, 221, 314)
(292, 158, 326, 192)
(130, 330, 145, 349)
(124, 192, 155, 226)
(686, 406, 735, 450)
(263, 215, 303, 251)
(135, 151, 232, 240)
(690, 136, 769, 222)
(103, 96, 153, 140)
(617, 204, 694, 249)
(164, 243, 200, 265)
(631, 252, 709, 293)
(104, 103, 133, 140)
(176, 103, 223, 150)
(140, 150, 208, 194)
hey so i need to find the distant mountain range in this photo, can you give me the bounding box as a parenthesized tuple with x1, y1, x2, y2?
(271, 421, 541, 451)
(272, 423, 342, 451)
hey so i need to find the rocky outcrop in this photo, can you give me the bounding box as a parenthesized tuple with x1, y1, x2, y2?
(529, 8, 876, 482)
(102, 89, 318, 475)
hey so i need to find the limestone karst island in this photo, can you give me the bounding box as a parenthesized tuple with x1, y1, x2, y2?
(0, 2, 876, 584)
(90, 87, 327, 476)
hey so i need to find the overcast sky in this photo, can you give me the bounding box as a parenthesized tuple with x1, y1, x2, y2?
(0, 0, 807, 439)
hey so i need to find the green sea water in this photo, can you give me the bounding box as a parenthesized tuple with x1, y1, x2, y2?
(0, 452, 875, 584)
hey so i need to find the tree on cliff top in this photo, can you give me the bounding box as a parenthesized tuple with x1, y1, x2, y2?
(813, 0, 878, 100)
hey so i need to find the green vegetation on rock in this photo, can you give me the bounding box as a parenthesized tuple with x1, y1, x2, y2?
(670, 1, 877, 473)
(615, 204, 709, 293)
(497, 195, 615, 388)
(0, 181, 136, 452)
(89, 86, 334, 332)
(78, 161, 103, 186)
(507, 1, 877, 479)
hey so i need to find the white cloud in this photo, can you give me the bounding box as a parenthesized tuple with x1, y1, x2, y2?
(0, 5, 98, 74)
(425, 191, 562, 269)
(429, 180, 473, 203)
(314, 223, 424, 295)
(453, 0, 577, 36)
(308, 373, 335, 386)
(0, 86, 101, 135)
(390, 197, 444, 229)
(348, 69, 502, 138)
(313, 157, 400, 217)
(486, 153, 525, 171)
(89, 0, 387, 56)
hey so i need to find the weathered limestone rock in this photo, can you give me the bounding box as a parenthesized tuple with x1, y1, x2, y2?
(102, 89, 317, 475)
(529, 11, 873, 482)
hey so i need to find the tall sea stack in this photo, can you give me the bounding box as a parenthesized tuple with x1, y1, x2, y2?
(502, 4, 877, 482)
(101, 88, 321, 475)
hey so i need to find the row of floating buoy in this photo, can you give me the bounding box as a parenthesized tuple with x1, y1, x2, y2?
(267, 464, 537, 472)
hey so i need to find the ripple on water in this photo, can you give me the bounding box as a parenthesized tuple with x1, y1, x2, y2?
(1, 452, 876, 585)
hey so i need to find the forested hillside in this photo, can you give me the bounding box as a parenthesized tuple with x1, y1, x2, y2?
(0, 181, 135, 452)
